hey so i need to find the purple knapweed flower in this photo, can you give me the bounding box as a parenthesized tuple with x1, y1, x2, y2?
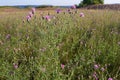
(66, 8, 72, 14)
(94, 64, 99, 69)
(67, 8, 71, 12)
(6, 34, 11, 39)
(71, 5, 76, 9)
(26, 15, 31, 22)
(31, 7, 36, 14)
(28, 12, 33, 18)
(80, 12, 85, 17)
(56, 9, 61, 14)
(101, 67, 105, 71)
(13, 63, 18, 69)
(108, 78, 113, 80)
(44, 15, 51, 21)
(92, 72, 98, 80)
(61, 64, 65, 69)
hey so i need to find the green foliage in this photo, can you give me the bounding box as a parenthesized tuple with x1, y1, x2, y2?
(0, 9, 120, 80)
(79, 0, 104, 7)
(36, 5, 53, 8)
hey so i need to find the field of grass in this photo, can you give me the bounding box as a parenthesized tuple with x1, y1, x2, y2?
(0, 8, 120, 80)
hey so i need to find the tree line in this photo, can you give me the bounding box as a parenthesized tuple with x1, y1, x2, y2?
(78, 0, 104, 7)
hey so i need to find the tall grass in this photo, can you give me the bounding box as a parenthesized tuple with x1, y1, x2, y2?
(0, 9, 120, 80)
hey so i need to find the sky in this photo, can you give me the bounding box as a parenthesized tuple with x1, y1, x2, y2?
(0, 0, 120, 6)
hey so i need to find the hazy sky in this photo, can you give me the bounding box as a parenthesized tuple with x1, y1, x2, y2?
(0, 0, 120, 6)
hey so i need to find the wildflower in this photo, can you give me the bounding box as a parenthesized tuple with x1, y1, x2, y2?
(71, 5, 76, 9)
(13, 63, 18, 69)
(67, 8, 71, 12)
(61, 64, 65, 69)
(28, 12, 33, 18)
(66, 8, 72, 14)
(31, 7, 35, 14)
(94, 64, 99, 69)
(44, 15, 51, 21)
(92, 72, 98, 80)
(56, 9, 61, 14)
(6, 34, 11, 39)
(26, 15, 31, 22)
(108, 78, 113, 80)
(101, 67, 105, 71)
(80, 13, 85, 17)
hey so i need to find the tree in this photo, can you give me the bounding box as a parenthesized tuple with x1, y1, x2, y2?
(78, 0, 104, 7)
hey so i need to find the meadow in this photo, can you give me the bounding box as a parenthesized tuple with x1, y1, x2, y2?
(0, 7, 120, 80)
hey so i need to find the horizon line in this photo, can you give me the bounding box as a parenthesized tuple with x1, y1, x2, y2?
(0, 3, 120, 6)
